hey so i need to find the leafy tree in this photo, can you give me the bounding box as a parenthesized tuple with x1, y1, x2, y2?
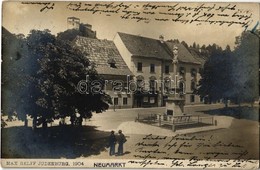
(192, 42, 197, 48)
(2, 27, 29, 125)
(231, 31, 259, 106)
(37, 40, 111, 126)
(197, 45, 232, 106)
(3, 28, 111, 128)
(201, 44, 206, 50)
(57, 29, 84, 41)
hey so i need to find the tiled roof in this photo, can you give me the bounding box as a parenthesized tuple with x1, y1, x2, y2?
(165, 42, 201, 65)
(117, 32, 172, 60)
(189, 48, 208, 65)
(73, 36, 133, 76)
(117, 32, 201, 65)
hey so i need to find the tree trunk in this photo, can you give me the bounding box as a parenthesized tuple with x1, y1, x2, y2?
(24, 118, 28, 127)
(79, 116, 83, 126)
(42, 118, 47, 129)
(32, 116, 37, 130)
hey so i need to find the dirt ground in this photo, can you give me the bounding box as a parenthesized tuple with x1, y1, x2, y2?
(1, 104, 259, 160)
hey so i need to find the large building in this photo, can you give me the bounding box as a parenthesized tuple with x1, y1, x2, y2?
(71, 28, 206, 108)
(73, 36, 133, 109)
(114, 32, 204, 107)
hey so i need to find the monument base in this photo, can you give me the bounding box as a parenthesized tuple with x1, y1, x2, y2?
(165, 97, 185, 116)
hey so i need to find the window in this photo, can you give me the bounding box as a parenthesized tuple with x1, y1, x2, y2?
(150, 64, 155, 73)
(149, 76, 157, 90)
(190, 95, 195, 103)
(136, 75, 144, 90)
(137, 62, 142, 71)
(123, 98, 128, 105)
(165, 65, 169, 74)
(110, 63, 116, 68)
(179, 82, 184, 94)
(150, 97, 155, 104)
(108, 58, 116, 68)
(191, 81, 196, 91)
(149, 80, 156, 91)
(164, 78, 171, 92)
(137, 80, 144, 90)
(179, 67, 185, 75)
(191, 68, 196, 77)
(143, 97, 148, 102)
(114, 98, 118, 105)
(167, 109, 173, 116)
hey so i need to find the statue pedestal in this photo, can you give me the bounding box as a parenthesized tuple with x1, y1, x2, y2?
(165, 97, 185, 116)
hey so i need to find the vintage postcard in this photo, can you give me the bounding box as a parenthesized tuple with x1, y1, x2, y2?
(1, 1, 259, 169)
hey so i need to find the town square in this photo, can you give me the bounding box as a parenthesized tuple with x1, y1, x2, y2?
(1, 1, 259, 169)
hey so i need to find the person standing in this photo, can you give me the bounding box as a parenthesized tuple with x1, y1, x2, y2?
(117, 130, 126, 156)
(108, 130, 116, 156)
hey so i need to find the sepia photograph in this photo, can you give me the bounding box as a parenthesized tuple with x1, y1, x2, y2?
(1, 1, 259, 169)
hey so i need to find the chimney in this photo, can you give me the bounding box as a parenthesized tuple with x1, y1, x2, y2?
(159, 35, 164, 43)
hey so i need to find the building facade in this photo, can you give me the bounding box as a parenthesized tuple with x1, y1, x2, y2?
(114, 32, 204, 107)
(73, 36, 133, 109)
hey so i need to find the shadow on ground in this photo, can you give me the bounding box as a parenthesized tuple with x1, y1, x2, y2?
(1, 125, 110, 158)
(198, 106, 259, 121)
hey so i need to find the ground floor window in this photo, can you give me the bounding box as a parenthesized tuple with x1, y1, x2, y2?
(143, 97, 149, 102)
(150, 97, 155, 104)
(190, 95, 195, 103)
(123, 97, 128, 105)
(114, 98, 118, 105)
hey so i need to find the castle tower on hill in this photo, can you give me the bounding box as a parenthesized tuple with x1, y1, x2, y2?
(67, 17, 97, 39)
(67, 17, 80, 30)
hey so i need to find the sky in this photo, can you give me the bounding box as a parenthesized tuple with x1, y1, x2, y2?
(2, 2, 260, 49)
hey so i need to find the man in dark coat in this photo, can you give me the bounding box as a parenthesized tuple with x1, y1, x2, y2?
(108, 130, 116, 156)
(117, 130, 126, 156)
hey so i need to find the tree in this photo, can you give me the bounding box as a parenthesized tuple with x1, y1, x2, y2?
(197, 44, 232, 106)
(3, 29, 111, 128)
(201, 44, 206, 50)
(231, 31, 259, 106)
(57, 29, 84, 41)
(37, 39, 111, 126)
(2, 27, 29, 126)
(192, 42, 197, 48)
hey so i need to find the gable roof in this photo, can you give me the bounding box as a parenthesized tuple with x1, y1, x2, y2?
(117, 32, 172, 60)
(117, 32, 201, 65)
(73, 36, 133, 76)
(165, 42, 201, 65)
(189, 48, 208, 65)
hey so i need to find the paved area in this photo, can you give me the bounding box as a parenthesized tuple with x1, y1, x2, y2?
(87, 104, 225, 131)
(2, 104, 259, 160)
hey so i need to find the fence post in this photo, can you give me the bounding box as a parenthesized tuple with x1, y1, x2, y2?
(159, 115, 161, 127)
(172, 119, 176, 132)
